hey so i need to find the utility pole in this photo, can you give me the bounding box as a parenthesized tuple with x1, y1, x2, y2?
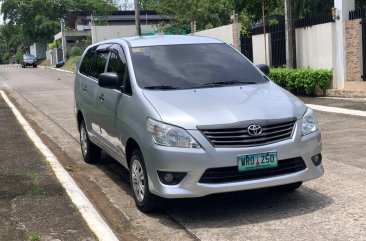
(134, 0, 141, 36)
(60, 19, 66, 62)
(285, 0, 296, 68)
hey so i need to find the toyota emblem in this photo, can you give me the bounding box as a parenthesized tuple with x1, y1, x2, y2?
(247, 124, 262, 136)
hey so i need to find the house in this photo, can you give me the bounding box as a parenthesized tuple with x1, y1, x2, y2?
(51, 10, 168, 64)
(244, 0, 365, 95)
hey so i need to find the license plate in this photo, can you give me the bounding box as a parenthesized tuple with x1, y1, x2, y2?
(237, 152, 278, 172)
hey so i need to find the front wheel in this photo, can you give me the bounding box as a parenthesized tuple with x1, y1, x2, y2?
(129, 149, 161, 213)
(79, 120, 101, 163)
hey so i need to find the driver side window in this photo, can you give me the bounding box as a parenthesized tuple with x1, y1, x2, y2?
(107, 51, 125, 85)
(107, 48, 132, 95)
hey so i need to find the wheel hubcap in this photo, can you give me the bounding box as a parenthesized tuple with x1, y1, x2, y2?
(80, 126, 88, 157)
(131, 159, 145, 203)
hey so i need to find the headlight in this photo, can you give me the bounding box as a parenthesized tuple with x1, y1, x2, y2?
(147, 118, 201, 148)
(301, 108, 319, 136)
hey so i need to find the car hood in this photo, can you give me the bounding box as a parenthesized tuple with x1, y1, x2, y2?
(142, 82, 307, 129)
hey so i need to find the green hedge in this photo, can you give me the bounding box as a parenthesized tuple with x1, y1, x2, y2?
(269, 68, 332, 96)
(69, 46, 82, 58)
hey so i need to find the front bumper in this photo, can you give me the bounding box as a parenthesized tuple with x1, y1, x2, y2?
(23, 62, 36, 66)
(143, 120, 323, 198)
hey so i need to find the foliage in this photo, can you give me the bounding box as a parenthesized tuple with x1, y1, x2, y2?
(69, 46, 82, 57)
(29, 171, 42, 195)
(2, 53, 9, 63)
(0, 24, 24, 57)
(63, 55, 81, 72)
(48, 40, 61, 49)
(144, 0, 234, 32)
(0, 0, 117, 46)
(15, 48, 23, 63)
(295, 0, 333, 18)
(356, 0, 366, 9)
(269, 68, 332, 96)
(145, 0, 336, 36)
(82, 34, 92, 46)
(28, 232, 40, 241)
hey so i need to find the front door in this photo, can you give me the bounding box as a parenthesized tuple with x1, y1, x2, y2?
(95, 44, 129, 161)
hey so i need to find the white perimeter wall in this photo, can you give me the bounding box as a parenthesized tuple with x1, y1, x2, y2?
(29, 42, 47, 59)
(296, 22, 334, 69)
(91, 24, 156, 43)
(252, 22, 334, 69)
(194, 24, 234, 45)
(252, 34, 271, 65)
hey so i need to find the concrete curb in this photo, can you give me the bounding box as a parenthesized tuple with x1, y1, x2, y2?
(0, 90, 119, 241)
(39, 66, 75, 74)
(307, 104, 366, 117)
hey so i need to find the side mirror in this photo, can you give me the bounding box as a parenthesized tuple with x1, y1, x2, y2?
(98, 72, 121, 89)
(256, 64, 270, 76)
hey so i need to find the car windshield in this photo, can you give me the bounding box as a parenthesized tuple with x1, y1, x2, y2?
(24, 55, 36, 60)
(130, 43, 267, 90)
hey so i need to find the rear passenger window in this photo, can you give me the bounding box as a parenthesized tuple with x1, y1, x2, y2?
(79, 46, 96, 75)
(89, 52, 109, 79)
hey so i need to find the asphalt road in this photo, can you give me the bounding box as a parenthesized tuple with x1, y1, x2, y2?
(0, 65, 365, 241)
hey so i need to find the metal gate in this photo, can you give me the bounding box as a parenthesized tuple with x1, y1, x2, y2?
(240, 36, 253, 62)
(269, 22, 286, 67)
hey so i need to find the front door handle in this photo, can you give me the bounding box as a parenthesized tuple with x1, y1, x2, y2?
(82, 86, 87, 93)
(98, 93, 104, 103)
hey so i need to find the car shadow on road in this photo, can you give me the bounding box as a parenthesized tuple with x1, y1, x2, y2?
(164, 185, 333, 228)
(95, 152, 333, 229)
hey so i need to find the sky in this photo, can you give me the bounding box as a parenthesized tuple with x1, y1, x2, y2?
(117, 0, 134, 10)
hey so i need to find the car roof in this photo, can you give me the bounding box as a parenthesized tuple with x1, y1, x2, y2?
(101, 35, 224, 47)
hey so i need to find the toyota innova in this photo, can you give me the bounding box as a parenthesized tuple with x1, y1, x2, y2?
(74, 35, 324, 212)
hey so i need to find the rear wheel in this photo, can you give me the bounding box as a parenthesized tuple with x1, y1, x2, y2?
(79, 120, 101, 163)
(129, 149, 161, 213)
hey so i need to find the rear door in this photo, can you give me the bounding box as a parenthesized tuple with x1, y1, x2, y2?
(87, 45, 111, 142)
(76, 46, 100, 139)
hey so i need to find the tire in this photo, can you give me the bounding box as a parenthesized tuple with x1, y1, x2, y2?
(34, 65, 37, 68)
(129, 149, 161, 213)
(276, 182, 303, 192)
(79, 120, 101, 163)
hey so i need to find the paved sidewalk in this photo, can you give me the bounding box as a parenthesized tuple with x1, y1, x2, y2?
(0, 94, 96, 241)
(300, 96, 366, 111)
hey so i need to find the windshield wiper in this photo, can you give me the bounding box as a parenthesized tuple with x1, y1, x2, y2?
(144, 85, 181, 90)
(200, 80, 257, 88)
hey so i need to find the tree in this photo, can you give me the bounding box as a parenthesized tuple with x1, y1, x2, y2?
(285, 0, 296, 68)
(146, 0, 338, 36)
(145, 0, 234, 32)
(295, 0, 333, 18)
(0, 0, 117, 44)
(0, 24, 24, 57)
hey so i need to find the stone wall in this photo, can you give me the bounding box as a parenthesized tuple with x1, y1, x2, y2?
(345, 19, 362, 82)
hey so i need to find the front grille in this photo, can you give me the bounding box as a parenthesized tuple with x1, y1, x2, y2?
(199, 120, 296, 148)
(199, 157, 306, 184)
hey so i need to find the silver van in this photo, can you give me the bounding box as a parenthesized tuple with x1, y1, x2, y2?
(74, 35, 323, 212)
